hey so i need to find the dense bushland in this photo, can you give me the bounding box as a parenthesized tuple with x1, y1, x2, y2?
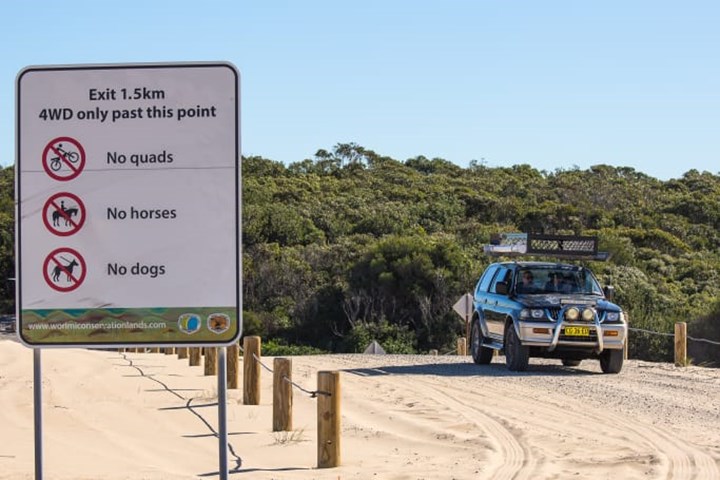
(3, 144, 719, 364)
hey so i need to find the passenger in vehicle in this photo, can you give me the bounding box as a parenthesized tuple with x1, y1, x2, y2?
(545, 272, 567, 293)
(563, 274, 580, 293)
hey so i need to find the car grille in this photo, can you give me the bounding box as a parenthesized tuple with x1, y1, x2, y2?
(548, 308, 605, 322)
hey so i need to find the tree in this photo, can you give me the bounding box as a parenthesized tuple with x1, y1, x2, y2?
(0, 166, 15, 313)
(345, 234, 471, 351)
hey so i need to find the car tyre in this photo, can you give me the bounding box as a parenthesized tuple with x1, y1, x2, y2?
(471, 320, 494, 365)
(599, 348, 624, 374)
(561, 358, 582, 367)
(505, 323, 530, 371)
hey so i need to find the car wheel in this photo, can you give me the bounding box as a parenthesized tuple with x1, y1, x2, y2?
(561, 358, 582, 367)
(599, 348, 624, 374)
(505, 323, 530, 371)
(471, 320, 494, 365)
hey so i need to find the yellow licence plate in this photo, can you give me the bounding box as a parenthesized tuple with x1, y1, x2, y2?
(564, 326, 591, 336)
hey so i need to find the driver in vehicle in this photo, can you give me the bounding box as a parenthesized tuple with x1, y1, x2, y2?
(517, 271, 535, 293)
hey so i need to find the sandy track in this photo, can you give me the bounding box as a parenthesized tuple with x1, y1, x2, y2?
(1, 338, 719, 479)
(301, 353, 720, 480)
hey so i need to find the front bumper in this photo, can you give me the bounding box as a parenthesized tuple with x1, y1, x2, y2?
(517, 309, 627, 353)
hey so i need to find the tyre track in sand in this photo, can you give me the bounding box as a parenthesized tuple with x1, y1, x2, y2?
(422, 368, 719, 480)
(390, 374, 537, 480)
(335, 358, 532, 478)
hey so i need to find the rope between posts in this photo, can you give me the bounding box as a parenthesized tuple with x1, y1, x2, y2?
(628, 327, 720, 346)
(688, 335, 720, 346)
(283, 376, 331, 398)
(628, 327, 674, 338)
(251, 353, 331, 397)
(252, 353, 274, 373)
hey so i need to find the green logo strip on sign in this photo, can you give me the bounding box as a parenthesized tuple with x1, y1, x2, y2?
(21, 307, 238, 345)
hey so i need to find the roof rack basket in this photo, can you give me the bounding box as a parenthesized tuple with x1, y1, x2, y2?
(484, 233, 610, 261)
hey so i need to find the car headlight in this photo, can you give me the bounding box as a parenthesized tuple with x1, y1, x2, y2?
(581, 308, 595, 321)
(521, 308, 545, 320)
(565, 307, 579, 321)
(605, 311, 620, 322)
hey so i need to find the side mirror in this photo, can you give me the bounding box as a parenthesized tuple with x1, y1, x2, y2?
(496, 281, 509, 295)
(603, 285, 615, 301)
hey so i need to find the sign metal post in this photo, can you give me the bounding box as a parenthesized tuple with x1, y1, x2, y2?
(218, 347, 229, 480)
(33, 349, 43, 480)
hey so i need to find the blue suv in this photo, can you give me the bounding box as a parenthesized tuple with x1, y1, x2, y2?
(471, 261, 627, 373)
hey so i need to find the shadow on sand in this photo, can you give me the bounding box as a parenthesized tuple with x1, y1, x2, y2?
(342, 361, 599, 378)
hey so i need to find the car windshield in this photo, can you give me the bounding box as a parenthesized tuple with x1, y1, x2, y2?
(515, 267, 603, 295)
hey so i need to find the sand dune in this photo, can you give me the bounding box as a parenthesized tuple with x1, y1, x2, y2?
(1, 337, 719, 479)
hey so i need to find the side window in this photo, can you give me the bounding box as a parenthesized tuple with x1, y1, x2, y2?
(477, 265, 498, 293)
(490, 267, 511, 294)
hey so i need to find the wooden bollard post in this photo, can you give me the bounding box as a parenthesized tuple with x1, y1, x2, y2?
(177, 347, 188, 359)
(243, 336, 261, 405)
(429, 349, 438, 356)
(273, 358, 293, 432)
(624, 312, 630, 360)
(189, 347, 202, 367)
(317, 371, 341, 468)
(675, 322, 687, 367)
(457, 337, 467, 356)
(227, 342, 240, 389)
(624, 332, 629, 361)
(204, 347, 218, 376)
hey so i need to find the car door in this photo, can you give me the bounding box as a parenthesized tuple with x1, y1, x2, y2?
(485, 266, 513, 338)
(473, 265, 498, 337)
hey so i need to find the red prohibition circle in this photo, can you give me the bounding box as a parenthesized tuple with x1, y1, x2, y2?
(42, 192, 87, 237)
(42, 247, 87, 293)
(42, 136, 86, 181)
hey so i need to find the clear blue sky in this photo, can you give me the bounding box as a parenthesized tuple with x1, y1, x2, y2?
(2, 1, 719, 180)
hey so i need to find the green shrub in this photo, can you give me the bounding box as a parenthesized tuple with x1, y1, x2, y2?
(261, 338, 326, 356)
(342, 321, 416, 354)
(688, 300, 720, 367)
